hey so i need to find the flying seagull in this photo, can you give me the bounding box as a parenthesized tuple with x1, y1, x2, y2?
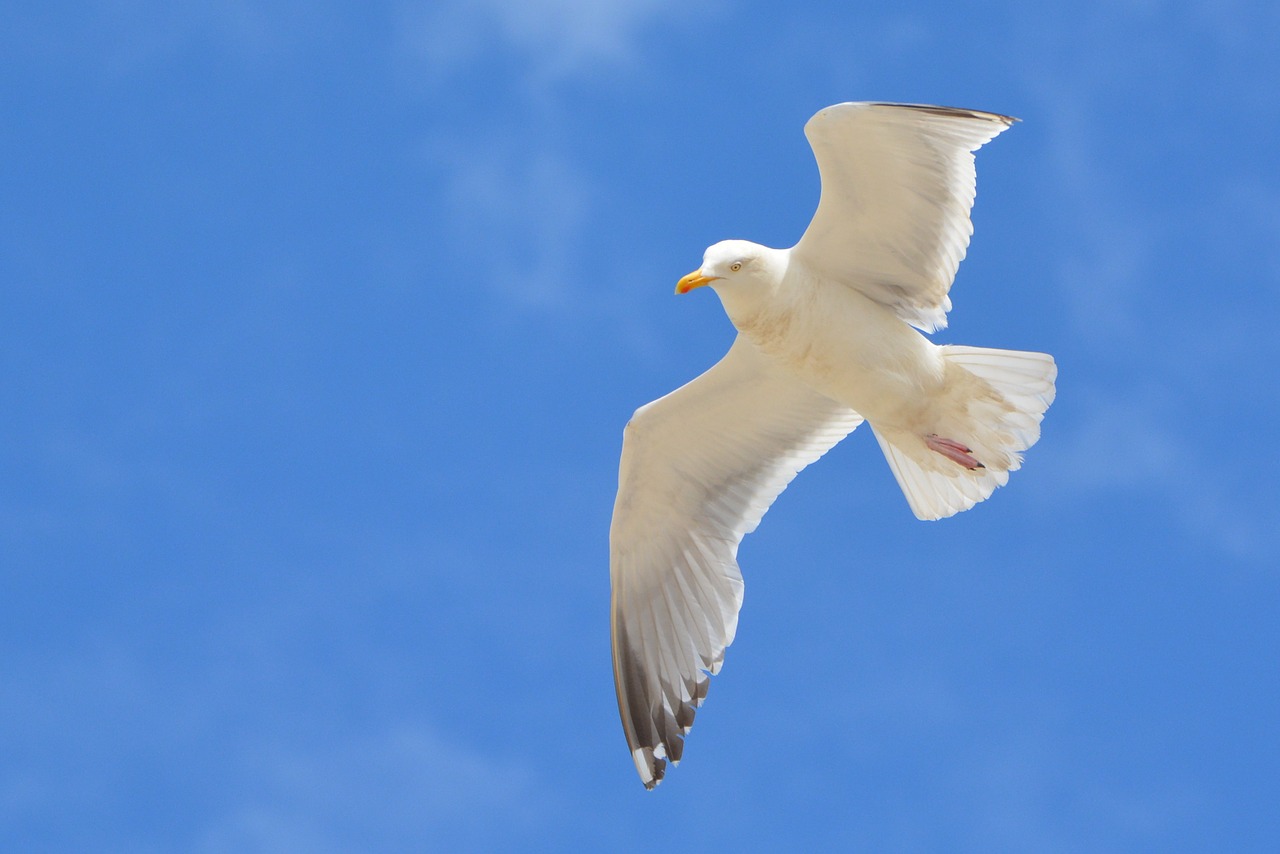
(609, 102, 1057, 789)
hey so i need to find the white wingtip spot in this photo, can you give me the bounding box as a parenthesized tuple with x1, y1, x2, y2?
(633, 748, 662, 790)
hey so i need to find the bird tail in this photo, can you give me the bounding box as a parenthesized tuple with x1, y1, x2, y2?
(872, 346, 1057, 520)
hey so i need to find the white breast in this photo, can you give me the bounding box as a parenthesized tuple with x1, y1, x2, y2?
(729, 261, 946, 428)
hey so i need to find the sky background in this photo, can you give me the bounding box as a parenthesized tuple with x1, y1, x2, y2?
(3, 1, 1278, 851)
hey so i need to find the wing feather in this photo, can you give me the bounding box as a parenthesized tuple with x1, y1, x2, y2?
(792, 101, 1015, 332)
(610, 336, 863, 788)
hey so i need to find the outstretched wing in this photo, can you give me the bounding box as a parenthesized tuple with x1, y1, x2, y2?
(792, 101, 1015, 333)
(610, 336, 863, 789)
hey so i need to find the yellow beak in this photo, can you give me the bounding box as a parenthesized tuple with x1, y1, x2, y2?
(675, 269, 721, 295)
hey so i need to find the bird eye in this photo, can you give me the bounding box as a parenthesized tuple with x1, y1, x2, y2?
(730, 262, 743, 272)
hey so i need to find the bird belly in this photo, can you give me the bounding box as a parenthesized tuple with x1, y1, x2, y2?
(746, 287, 945, 430)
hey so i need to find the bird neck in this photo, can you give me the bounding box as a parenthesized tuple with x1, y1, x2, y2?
(712, 246, 791, 329)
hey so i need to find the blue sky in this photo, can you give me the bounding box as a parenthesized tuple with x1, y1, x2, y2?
(3, 1, 1278, 850)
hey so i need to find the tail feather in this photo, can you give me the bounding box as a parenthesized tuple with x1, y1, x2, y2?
(875, 346, 1056, 521)
(945, 345, 1057, 451)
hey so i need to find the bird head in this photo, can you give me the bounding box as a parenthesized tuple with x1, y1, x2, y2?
(675, 240, 778, 295)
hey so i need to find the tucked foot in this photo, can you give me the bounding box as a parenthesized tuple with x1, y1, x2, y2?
(925, 434, 985, 470)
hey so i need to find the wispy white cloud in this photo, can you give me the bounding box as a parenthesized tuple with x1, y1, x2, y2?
(1043, 393, 1181, 494)
(1, 610, 550, 850)
(405, 0, 714, 85)
(958, 711, 1202, 851)
(197, 724, 545, 851)
(993, 4, 1280, 563)
(428, 136, 591, 311)
(5, 1, 334, 76)
(1034, 388, 1277, 563)
(1033, 100, 1158, 346)
(407, 0, 719, 327)
(1009, 1, 1279, 335)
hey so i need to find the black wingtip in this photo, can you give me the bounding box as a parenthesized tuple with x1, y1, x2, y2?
(867, 101, 1020, 125)
(635, 746, 666, 790)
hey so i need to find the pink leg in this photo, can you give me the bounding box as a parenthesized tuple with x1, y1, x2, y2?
(925, 434, 984, 470)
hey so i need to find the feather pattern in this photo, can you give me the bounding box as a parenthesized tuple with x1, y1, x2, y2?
(794, 102, 1015, 332)
(610, 336, 863, 788)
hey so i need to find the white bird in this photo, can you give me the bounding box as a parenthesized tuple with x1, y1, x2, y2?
(610, 102, 1057, 789)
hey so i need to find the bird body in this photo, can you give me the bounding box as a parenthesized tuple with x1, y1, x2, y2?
(705, 239, 1054, 518)
(610, 102, 1057, 789)
(715, 243, 943, 426)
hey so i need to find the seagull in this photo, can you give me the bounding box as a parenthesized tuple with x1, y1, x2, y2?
(609, 102, 1057, 789)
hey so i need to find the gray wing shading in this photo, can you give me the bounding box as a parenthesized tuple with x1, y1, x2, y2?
(610, 336, 864, 789)
(792, 101, 1015, 333)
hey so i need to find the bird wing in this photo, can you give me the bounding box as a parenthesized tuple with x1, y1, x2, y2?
(610, 336, 863, 788)
(791, 102, 1015, 333)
